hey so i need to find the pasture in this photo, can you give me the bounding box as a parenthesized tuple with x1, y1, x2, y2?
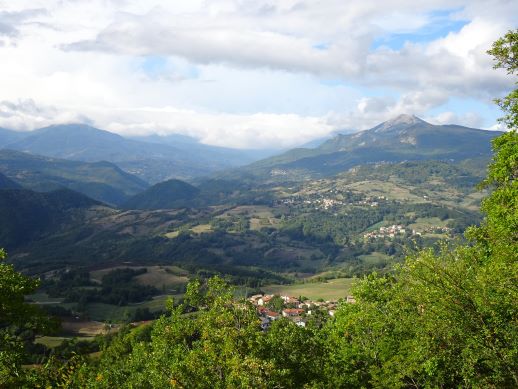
(90, 265, 189, 290)
(262, 278, 355, 301)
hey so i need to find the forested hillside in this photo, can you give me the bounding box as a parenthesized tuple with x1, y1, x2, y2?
(1, 123, 517, 386)
(0, 188, 101, 249)
(0, 149, 149, 205)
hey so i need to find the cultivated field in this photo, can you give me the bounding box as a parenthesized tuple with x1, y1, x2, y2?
(358, 252, 391, 267)
(90, 265, 189, 290)
(34, 320, 108, 349)
(262, 278, 355, 301)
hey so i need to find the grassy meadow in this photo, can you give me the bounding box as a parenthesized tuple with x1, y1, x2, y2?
(261, 278, 355, 301)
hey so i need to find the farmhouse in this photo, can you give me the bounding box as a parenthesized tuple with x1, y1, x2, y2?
(257, 295, 274, 306)
(282, 308, 305, 317)
(291, 316, 306, 327)
(281, 295, 300, 305)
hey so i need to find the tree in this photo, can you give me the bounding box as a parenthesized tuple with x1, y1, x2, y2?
(82, 277, 275, 388)
(266, 295, 284, 312)
(0, 249, 53, 386)
(487, 29, 518, 130)
(324, 30, 518, 388)
(483, 29, 518, 245)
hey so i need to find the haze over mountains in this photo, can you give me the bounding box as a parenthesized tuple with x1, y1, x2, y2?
(0, 115, 502, 209)
(0, 124, 274, 184)
(236, 114, 502, 179)
(0, 114, 501, 284)
(108, 115, 501, 210)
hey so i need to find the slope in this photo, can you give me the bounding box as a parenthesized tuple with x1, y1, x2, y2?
(240, 115, 502, 180)
(0, 188, 101, 249)
(0, 127, 26, 147)
(0, 171, 21, 189)
(0, 150, 148, 205)
(123, 179, 200, 210)
(5, 124, 271, 183)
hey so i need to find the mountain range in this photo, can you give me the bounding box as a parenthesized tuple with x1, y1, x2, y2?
(0, 124, 273, 183)
(0, 115, 503, 210)
(235, 114, 502, 180)
(0, 113, 501, 279)
(94, 114, 503, 210)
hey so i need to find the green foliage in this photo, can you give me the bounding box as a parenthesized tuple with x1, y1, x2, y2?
(327, 241, 517, 387)
(266, 295, 284, 312)
(488, 29, 518, 130)
(322, 37, 518, 385)
(54, 277, 328, 388)
(476, 130, 518, 247)
(0, 249, 53, 387)
(123, 179, 200, 210)
(78, 277, 274, 387)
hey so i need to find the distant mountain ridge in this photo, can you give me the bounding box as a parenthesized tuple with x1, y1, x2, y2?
(10, 124, 184, 162)
(1, 124, 273, 183)
(318, 114, 495, 155)
(0, 127, 26, 147)
(235, 114, 502, 180)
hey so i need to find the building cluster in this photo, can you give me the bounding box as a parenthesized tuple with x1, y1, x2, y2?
(363, 224, 407, 239)
(355, 196, 385, 207)
(317, 198, 343, 210)
(270, 168, 289, 176)
(278, 196, 344, 210)
(424, 226, 452, 234)
(277, 192, 385, 211)
(248, 293, 356, 330)
(363, 224, 454, 240)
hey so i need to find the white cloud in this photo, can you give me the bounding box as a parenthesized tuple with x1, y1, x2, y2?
(0, 0, 515, 148)
(425, 111, 484, 128)
(0, 99, 90, 130)
(0, 99, 334, 149)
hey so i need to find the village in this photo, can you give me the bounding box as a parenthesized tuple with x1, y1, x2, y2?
(363, 224, 409, 239)
(248, 293, 356, 329)
(277, 191, 386, 211)
(363, 224, 453, 240)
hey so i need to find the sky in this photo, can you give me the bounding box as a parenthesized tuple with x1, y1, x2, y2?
(0, 0, 516, 149)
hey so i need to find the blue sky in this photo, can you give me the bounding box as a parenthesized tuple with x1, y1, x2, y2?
(371, 8, 470, 50)
(0, 0, 515, 148)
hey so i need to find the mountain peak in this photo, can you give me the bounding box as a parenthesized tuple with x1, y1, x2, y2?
(387, 114, 423, 125)
(39, 123, 123, 138)
(374, 114, 427, 133)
